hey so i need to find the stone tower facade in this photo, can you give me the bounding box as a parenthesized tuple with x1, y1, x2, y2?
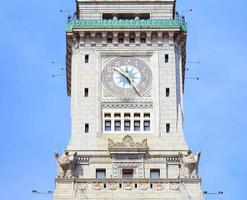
(53, 0, 204, 199)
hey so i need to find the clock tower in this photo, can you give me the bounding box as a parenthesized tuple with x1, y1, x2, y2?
(53, 0, 204, 199)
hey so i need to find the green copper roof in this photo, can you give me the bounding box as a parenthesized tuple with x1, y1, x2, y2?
(66, 19, 187, 32)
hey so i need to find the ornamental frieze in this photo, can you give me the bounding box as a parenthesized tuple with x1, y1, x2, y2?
(108, 135, 149, 153)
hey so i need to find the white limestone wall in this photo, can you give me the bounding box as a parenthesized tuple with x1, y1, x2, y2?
(68, 42, 187, 151)
(77, 2, 174, 19)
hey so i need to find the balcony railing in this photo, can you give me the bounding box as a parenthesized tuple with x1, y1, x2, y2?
(56, 178, 201, 191)
(66, 19, 187, 32)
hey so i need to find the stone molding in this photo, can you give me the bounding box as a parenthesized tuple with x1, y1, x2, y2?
(102, 102, 153, 109)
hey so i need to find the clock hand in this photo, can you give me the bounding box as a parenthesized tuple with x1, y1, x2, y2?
(113, 67, 128, 78)
(128, 77, 141, 96)
(121, 70, 141, 96)
(114, 67, 141, 96)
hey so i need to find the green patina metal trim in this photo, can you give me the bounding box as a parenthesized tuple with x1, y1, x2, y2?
(66, 19, 187, 32)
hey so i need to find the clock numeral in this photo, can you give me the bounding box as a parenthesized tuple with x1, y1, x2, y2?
(115, 61, 120, 67)
(124, 89, 130, 96)
(107, 67, 114, 73)
(105, 74, 111, 79)
(141, 68, 147, 73)
(124, 58, 130, 65)
(108, 81, 113, 88)
(144, 73, 149, 78)
(140, 82, 146, 88)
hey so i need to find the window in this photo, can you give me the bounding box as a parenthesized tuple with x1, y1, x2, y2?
(144, 113, 150, 118)
(102, 13, 150, 20)
(96, 169, 106, 179)
(166, 88, 170, 97)
(104, 113, 111, 118)
(107, 37, 113, 43)
(165, 54, 169, 63)
(134, 120, 140, 131)
(129, 37, 135, 43)
(122, 169, 133, 179)
(85, 123, 89, 133)
(134, 113, 140, 118)
(124, 120, 131, 131)
(124, 113, 131, 118)
(144, 120, 150, 131)
(166, 123, 170, 133)
(114, 120, 121, 131)
(114, 113, 121, 118)
(105, 121, 111, 131)
(84, 88, 89, 97)
(85, 54, 89, 63)
(141, 37, 146, 43)
(119, 37, 124, 43)
(150, 169, 160, 179)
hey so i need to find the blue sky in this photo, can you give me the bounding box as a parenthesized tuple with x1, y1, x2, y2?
(0, 0, 246, 199)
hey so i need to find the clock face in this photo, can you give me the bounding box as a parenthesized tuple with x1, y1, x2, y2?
(102, 57, 152, 97)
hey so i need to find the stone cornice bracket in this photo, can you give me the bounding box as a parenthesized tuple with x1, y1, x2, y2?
(108, 135, 149, 155)
(79, 32, 85, 46)
(168, 31, 174, 46)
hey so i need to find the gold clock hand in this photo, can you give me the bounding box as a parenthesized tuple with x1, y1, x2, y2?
(114, 67, 141, 96)
(113, 67, 128, 78)
(129, 78, 141, 96)
(124, 72, 141, 97)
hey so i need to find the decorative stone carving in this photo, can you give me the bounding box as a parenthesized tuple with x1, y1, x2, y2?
(108, 182, 118, 190)
(170, 183, 180, 190)
(140, 183, 149, 190)
(92, 182, 102, 190)
(155, 182, 164, 190)
(124, 182, 133, 190)
(78, 183, 87, 190)
(179, 150, 201, 178)
(108, 135, 148, 151)
(55, 150, 77, 179)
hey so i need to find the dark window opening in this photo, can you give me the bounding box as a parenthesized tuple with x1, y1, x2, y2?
(107, 37, 113, 43)
(144, 113, 150, 118)
(114, 113, 121, 118)
(124, 120, 131, 131)
(118, 37, 124, 43)
(104, 113, 111, 118)
(85, 123, 89, 133)
(150, 169, 160, 179)
(122, 169, 133, 179)
(165, 54, 169, 63)
(134, 113, 140, 118)
(129, 37, 135, 43)
(105, 121, 111, 131)
(141, 37, 146, 43)
(96, 169, 106, 179)
(85, 54, 89, 63)
(166, 123, 170, 133)
(102, 13, 150, 20)
(144, 120, 150, 131)
(166, 88, 170, 97)
(84, 88, 89, 97)
(134, 120, 140, 131)
(124, 113, 131, 118)
(114, 120, 121, 131)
